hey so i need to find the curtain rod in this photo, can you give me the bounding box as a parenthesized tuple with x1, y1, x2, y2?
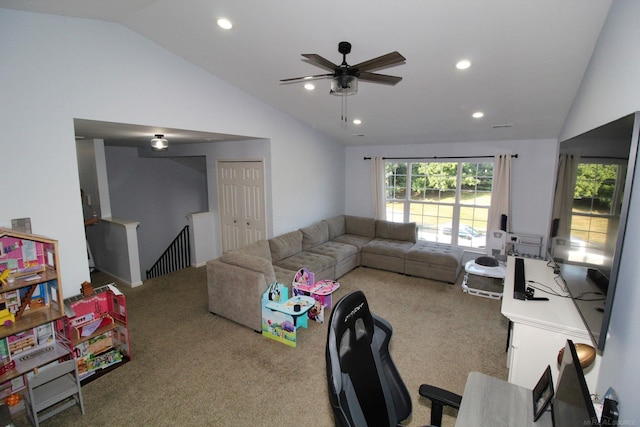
(363, 154, 518, 160)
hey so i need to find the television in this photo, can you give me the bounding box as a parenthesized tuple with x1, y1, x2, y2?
(552, 340, 600, 427)
(550, 112, 640, 351)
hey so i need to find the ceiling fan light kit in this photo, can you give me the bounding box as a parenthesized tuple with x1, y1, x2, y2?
(150, 134, 169, 151)
(330, 75, 357, 95)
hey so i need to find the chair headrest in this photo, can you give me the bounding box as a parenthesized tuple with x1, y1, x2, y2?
(328, 291, 375, 360)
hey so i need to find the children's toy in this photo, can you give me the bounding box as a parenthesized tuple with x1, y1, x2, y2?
(0, 309, 15, 327)
(293, 268, 314, 287)
(292, 268, 340, 323)
(81, 281, 94, 297)
(261, 282, 315, 347)
(4, 393, 20, 406)
(0, 270, 10, 286)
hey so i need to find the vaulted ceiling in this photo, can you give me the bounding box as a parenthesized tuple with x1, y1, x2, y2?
(1, 0, 613, 146)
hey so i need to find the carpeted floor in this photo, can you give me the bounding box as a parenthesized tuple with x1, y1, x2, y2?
(11, 266, 508, 427)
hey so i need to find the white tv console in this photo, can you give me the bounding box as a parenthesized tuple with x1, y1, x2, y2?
(501, 256, 601, 392)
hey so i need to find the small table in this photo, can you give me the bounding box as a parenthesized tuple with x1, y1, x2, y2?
(455, 372, 552, 427)
(462, 259, 506, 299)
(294, 280, 340, 309)
(264, 295, 316, 329)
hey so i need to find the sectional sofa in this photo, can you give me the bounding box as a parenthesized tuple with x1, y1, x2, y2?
(207, 215, 464, 331)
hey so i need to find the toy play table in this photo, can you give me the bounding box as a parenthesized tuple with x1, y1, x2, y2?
(264, 295, 316, 329)
(294, 280, 340, 309)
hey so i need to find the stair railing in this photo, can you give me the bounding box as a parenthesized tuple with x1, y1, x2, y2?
(146, 225, 191, 279)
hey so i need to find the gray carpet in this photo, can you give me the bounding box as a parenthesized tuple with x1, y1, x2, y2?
(12, 266, 508, 427)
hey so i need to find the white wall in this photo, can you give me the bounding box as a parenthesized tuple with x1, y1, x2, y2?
(561, 0, 640, 421)
(0, 9, 345, 297)
(345, 138, 558, 243)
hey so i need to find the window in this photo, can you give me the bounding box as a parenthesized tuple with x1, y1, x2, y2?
(385, 160, 494, 248)
(568, 162, 625, 264)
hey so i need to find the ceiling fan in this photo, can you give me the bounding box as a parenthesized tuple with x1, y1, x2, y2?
(280, 41, 406, 96)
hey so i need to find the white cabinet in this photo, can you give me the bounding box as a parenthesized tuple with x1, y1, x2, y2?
(502, 257, 600, 392)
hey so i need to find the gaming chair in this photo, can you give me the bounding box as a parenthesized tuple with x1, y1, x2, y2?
(326, 290, 461, 427)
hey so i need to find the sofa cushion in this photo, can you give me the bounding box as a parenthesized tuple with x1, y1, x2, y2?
(219, 253, 276, 284)
(225, 239, 272, 262)
(307, 240, 358, 261)
(274, 265, 297, 286)
(324, 215, 346, 239)
(405, 241, 464, 268)
(300, 221, 329, 250)
(331, 234, 373, 251)
(375, 220, 417, 243)
(269, 230, 303, 262)
(273, 251, 336, 276)
(345, 215, 376, 238)
(362, 239, 416, 258)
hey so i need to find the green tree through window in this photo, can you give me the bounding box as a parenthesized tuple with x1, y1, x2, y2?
(385, 160, 493, 249)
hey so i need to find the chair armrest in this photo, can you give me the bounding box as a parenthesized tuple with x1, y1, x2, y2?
(418, 384, 462, 426)
(418, 384, 461, 408)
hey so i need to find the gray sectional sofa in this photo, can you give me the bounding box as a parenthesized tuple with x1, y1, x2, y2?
(207, 215, 464, 331)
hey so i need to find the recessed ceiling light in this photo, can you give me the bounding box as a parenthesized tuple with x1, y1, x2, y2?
(353, 119, 362, 125)
(456, 59, 471, 70)
(217, 18, 233, 30)
(472, 111, 484, 119)
(304, 83, 315, 91)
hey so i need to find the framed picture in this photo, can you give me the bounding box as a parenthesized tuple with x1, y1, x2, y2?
(532, 365, 554, 421)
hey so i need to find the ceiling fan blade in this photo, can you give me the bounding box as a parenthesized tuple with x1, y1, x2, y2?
(352, 51, 406, 72)
(301, 53, 339, 71)
(280, 73, 333, 83)
(357, 71, 403, 85)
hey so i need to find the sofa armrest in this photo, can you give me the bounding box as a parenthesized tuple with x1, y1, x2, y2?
(207, 260, 269, 332)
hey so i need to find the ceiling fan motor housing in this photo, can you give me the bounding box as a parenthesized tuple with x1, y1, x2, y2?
(338, 41, 352, 55)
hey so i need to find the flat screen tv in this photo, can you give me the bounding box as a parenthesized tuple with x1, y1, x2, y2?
(550, 112, 640, 351)
(552, 340, 600, 427)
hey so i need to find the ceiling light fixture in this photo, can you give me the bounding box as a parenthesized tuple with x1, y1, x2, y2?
(217, 18, 233, 30)
(456, 59, 472, 70)
(304, 83, 315, 91)
(353, 119, 362, 125)
(150, 134, 169, 151)
(472, 112, 484, 119)
(330, 75, 358, 96)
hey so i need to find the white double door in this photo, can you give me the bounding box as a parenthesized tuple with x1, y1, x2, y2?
(217, 161, 266, 252)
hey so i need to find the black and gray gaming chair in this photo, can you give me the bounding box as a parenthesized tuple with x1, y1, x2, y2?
(326, 290, 461, 427)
